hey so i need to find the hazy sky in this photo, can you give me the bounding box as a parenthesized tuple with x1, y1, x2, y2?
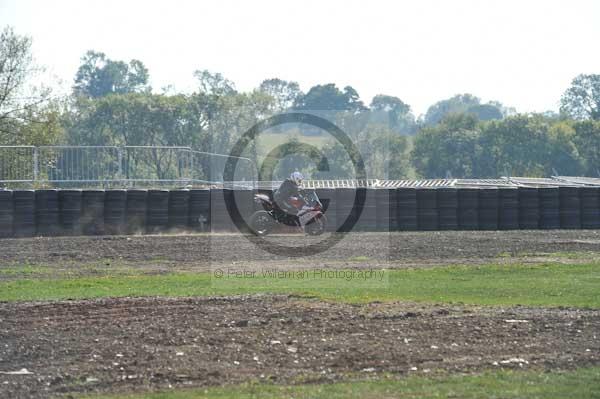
(1, 0, 599, 116)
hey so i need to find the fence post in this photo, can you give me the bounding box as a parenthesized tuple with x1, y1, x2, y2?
(117, 147, 123, 184)
(33, 147, 39, 184)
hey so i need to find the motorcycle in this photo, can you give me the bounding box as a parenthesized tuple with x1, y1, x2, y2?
(250, 189, 327, 236)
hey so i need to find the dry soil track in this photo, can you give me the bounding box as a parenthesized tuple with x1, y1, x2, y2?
(0, 296, 599, 398)
(1, 231, 600, 398)
(1, 230, 600, 272)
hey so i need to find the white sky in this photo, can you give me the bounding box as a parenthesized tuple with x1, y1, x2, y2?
(1, 0, 599, 116)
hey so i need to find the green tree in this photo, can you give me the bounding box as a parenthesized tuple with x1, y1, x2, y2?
(0, 26, 55, 141)
(73, 50, 149, 98)
(411, 113, 481, 178)
(423, 94, 504, 125)
(194, 69, 236, 96)
(370, 94, 416, 134)
(572, 120, 600, 175)
(258, 78, 302, 111)
(546, 120, 582, 176)
(294, 83, 366, 111)
(67, 93, 212, 148)
(321, 125, 410, 180)
(478, 114, 555, 177)
(560, 74, 600, 120)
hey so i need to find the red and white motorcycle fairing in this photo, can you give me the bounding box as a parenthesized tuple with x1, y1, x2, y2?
(297, 205, 321, 228)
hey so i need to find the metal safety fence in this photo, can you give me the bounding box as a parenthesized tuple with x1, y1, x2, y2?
(0, 145, 257, 188)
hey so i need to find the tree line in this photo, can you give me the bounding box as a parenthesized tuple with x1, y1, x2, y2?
(1, 26, 599, 180)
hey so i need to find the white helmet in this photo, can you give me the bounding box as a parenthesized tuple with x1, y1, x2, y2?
(290, 171, 304, 186)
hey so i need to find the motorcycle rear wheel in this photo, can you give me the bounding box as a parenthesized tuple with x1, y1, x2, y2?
(250, 210, 275, 236)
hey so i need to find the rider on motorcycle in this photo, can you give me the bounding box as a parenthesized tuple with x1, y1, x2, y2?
(274, 171, 304, 215)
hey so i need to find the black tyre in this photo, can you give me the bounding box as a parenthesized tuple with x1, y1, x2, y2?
(305, 215, 326, 236)
(250, 210, 275, 236)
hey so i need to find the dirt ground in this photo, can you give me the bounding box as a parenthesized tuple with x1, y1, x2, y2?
(0, 296, 599, 398)
(1, 231, 600, 398)
(1, 230, 600, 274)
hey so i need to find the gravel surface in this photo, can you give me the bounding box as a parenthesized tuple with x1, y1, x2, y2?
(0, 296, 598, 398)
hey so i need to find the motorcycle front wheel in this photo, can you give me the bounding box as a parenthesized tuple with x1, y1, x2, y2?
(304, 215, 326, 236)
(249, 210, 275, 236)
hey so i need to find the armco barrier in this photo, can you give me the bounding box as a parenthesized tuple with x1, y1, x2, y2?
(0, 187, 597, 237)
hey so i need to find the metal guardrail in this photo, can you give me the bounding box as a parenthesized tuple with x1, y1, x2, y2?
(0, 146, 36, 183)
(3, 145, 600, 190)
(0, 145, 257, 188)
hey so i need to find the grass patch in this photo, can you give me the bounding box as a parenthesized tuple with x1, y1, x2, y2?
(495, 251, 600, 261)
(1, 263, 600, 308)
(87, 367, 600, 399)
(347, 255, 371, 262)
(0, 261, 141, 280)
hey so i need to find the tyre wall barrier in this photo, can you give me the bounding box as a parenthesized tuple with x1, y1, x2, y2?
(189, 189, 210, 231)
(478, 188, 499, 230)
(0, 187, 597, 237)
(499, 188, 519, 230)
(375, 188, 392, 231)
(147, 189, 169, 233)
(59, 189, 83, 236)
(126, 189, 147, 234)
(35, 189, 60, 236)
(397, 188, 418, 231)
(0, 190, 14, 237)
(357, 187, 378, 231)
(437, 188, 458, 230)
(457, 188, 478, 230)
(539, 188, 560, 229)
(104, 189, 127, 235)
(210, 188, 234, 232)
(581, 187, 600, 229)
(559, 186, 581, 229)
(416, 189, 438, 231)
(518, 187, 539, 229)
(12, 190, 35, 237)
(82, 190, 105, 235)
(335, 187, 358, 232)
(168, 189, 190, 230)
